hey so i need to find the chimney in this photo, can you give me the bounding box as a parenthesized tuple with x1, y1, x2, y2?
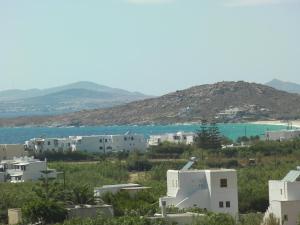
(161, 200, 167, 218)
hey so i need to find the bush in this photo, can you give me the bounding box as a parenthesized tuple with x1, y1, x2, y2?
(22, 199, 67, 224)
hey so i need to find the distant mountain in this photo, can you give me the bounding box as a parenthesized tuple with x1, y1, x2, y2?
(0, 82, 151, 117)
(2, 81, 300, 127)
(265, 79, 300, 94)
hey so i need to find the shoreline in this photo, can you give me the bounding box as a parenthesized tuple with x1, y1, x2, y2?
(250, 120, 300, 128)
(0, 121, 298, 129)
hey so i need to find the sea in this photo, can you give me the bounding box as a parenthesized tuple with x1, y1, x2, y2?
(0, 123, 286, 144)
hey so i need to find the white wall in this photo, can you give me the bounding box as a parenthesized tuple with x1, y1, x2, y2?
(22, 161, 47, 181)
(148, 132, 195, 146)
(206, 170, 238, 218)
(161, 169, 238, 218)
(269, 181, 300, 201)
(269, 181, 287, 201)
(280, 201, 300, 225)
(75, 135, 146, 153)
(286, 182, 300, 201)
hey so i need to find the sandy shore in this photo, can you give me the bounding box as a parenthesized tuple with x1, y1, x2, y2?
(250, 120, 300, 128)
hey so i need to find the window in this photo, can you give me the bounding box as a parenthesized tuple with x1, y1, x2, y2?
(284, 215, 288, 221)
(219, 202, 224, 208)
(220, 179, 228, 188)
(226, 201, 230, 208)
(99, 146, 103, 150)
(280, 189, 283, 195)
(105, 139, 108, 143)
(99, 139, 102, 143)
(131, 137, 134, 141)
(48, 141, 51, 145)
(124, 137, 127, 141)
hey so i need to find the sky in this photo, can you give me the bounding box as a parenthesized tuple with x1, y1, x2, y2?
(0, 0, 300, 95)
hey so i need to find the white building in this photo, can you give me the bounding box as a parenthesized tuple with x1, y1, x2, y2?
(71, 134, 146, 153)
(159, 159, 238, 219)
(25, 137, 75, 153)
(0, 156, 57, 183)
(264, 167, 300, 225)
(265, 129, 300, 141)
(25, 133, 147, 154)
(148, 132, 195, 146)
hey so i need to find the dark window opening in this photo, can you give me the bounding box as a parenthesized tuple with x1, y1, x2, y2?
(219, 202, 224, 208)
(226, 201, 230, 208)
(220, 179, 228, 188)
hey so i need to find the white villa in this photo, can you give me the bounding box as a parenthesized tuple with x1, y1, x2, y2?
(148, 132, 195, 146)
(264, 167, 300, 225)
(25, 133, 147, 154)
(73, 134, 146, 153)
(0, 156, 57, 183)
(25, 137, 76, 153)
(265, 129, 300, 141)
(159, 159, 238, 219)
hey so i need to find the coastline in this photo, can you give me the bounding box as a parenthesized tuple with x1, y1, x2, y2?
(250, 120, 300, 128)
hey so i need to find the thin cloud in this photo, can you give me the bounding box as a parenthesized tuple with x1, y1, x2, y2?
(126, 0, 174, 5)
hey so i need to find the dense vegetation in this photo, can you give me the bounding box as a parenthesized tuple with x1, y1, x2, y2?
(2, 135, 300, 224)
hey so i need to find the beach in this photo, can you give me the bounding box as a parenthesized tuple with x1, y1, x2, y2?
(251, 120, 300, 128)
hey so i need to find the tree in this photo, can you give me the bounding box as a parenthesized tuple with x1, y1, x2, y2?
(195, 120, 210, 149)
(22, 199, 67, 224)
(195, 120, 222, 150)
(208, 122, 222, 149)
(71, 184, 94, 205)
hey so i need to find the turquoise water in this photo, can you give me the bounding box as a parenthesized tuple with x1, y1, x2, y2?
(0, 123, 285, 144)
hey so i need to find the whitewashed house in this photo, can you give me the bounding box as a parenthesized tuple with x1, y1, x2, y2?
(25, 133, 146, 154)
(148, 132, 195, 146)
(265, 129, 300, 141)
(159, 159, 238, 219)
(0, 156, 57, 183)
(73, 134, 146, 153)
(264, 167, 300, 225)
(25, 137, 75, 153)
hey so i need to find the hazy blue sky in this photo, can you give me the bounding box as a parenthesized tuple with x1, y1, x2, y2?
(0, 0, 299, 95)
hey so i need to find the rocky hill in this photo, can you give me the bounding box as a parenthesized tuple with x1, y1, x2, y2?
(265, 79, 300, 94)
(0, 81, 151, 117)
(1, 81, 300, 127)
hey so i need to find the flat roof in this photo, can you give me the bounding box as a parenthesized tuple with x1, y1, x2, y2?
(96, 183, 141, 189)
(121, 187, 151, 190)
(13, 163, 30, 166)
(168, 169, 236, 173)
(150, 212, 204, 219)
(9, 172, 23, 177)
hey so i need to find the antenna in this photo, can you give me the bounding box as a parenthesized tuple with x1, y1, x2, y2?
(181, 157, 197, 171)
